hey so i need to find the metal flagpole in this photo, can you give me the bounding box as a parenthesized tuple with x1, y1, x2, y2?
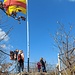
(26, 0, 30, 72)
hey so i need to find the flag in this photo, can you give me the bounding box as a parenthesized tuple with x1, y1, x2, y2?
(3, 0, 26, 16)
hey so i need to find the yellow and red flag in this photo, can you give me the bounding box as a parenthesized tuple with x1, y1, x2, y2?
(3, 0, 26, 16)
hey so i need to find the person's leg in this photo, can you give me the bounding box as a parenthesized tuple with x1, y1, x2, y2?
(18, 62, 20, 73)
(20, 62, 22, 72)
(42, 66, 44, 72)
(14, 60, 18, 73)
(38, 68, 40, 72)
(16, 60, 19, 73)
(39, 68, 40, 72)
(44, 66, 46, 72)
(43, 66, 46, 72)
(21, 62, 24, 72)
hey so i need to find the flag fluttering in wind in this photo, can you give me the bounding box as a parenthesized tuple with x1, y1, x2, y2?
(3, 0, 26, 16)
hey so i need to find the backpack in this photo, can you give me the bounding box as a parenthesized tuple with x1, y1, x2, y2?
(18, 54, 22, 62)
(10, 51, 14, 60)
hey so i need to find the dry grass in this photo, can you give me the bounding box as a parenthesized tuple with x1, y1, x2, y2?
(8, 72, 51, 75)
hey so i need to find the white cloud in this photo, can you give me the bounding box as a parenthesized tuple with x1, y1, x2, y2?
(69, 0, 75, 2)
(0, 28, 9, 41)
(0, 29, 13, 52)
(0, 44, 13, 50)
(7, 44, 14, 50)
(58, 0, 75, 2)
(0, 44, 6, 49)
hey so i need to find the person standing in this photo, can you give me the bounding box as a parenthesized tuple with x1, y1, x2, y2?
(40, 58, 46, 72)
(18, 50, 24, 72)
(14, 49, 19, 73)
(37, 61, 41, 72)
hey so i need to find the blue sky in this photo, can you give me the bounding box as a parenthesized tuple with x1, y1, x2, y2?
(1, 0, 75, 65)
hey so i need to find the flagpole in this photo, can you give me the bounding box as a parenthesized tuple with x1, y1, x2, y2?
(26, 0, 30, 72)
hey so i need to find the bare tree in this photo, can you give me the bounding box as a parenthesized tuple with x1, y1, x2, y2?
(0, 11, 13, 75)
(50, 21, 75, 75)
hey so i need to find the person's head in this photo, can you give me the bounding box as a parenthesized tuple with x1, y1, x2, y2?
(40, 57, 43, 60)
(16, 49, 19, 52)
(19, 50, 23, 54)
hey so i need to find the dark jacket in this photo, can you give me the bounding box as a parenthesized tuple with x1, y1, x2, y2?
(40, 60, 45, 67)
